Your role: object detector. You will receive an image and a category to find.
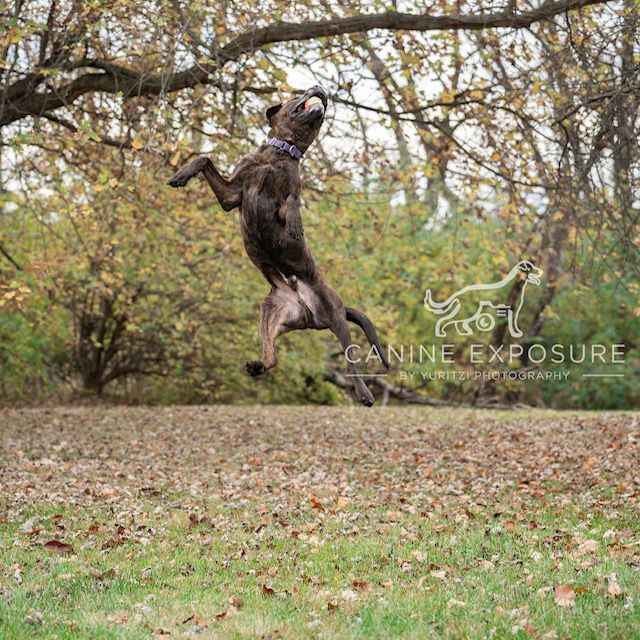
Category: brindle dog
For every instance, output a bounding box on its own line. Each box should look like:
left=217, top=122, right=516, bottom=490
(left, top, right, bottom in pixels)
left=167, top=85, right=388, bottom=406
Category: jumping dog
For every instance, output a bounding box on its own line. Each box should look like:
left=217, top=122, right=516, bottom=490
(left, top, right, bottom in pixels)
left=168, top=86, right=387, bottom=405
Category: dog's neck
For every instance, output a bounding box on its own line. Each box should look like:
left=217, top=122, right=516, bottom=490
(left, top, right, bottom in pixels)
left=267, top=137, right=303, bottom=160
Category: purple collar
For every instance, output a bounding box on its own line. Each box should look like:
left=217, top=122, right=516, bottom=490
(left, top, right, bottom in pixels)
left=267, top=137, right=303, bottom=160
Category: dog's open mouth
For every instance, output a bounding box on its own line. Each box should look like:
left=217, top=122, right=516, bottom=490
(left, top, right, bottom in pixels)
left=293, top=98, right=324, bottom=115
left=304, top=96, right=323, bottom=110
left=292, top=90, right=327, bottom=117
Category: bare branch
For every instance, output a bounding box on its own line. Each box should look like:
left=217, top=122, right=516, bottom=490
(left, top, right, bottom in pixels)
left=0, top=0, right=612, bottom=127
left=0, top=241, right=23, bottom=271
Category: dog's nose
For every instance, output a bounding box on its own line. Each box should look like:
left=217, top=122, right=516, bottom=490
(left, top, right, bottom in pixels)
left=309, top=85, right=328, bottom=101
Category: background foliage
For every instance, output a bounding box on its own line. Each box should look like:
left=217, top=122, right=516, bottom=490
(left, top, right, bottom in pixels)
left=0, top=0, right=638, bottom=408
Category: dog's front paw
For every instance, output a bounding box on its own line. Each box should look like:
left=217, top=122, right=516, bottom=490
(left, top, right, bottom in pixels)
left=167, top=170, right=191, bottom=188
left=286, top=222, right=304, bottom=241
left=245, top=360, right=265, bottom=377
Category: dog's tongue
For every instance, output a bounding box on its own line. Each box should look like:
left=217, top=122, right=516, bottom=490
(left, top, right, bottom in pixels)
left=304, top=96, right=323, bottom=110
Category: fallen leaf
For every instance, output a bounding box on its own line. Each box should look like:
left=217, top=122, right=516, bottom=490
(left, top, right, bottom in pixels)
left=107, top=612, right=129, bottom=624
left=575, top=539, right=598, bottom=554
left=351, top=578, right=372, bottom=592
left=410, top=550, right=425, bottom=563
left=43, top=539, right=75, bottom=555
left=24, top=610, right=43, bottom=626
left=607, top=579, right=623, bottom=598
left=20, top=518, right=37, bottom=533
left=448, top=598, right=466, bottom=608
left=554, top=584, right=576, bottom=607
left=24, top=527, right=42, bottom=536
left=20, top=517, right=42, bottom=535
left=90, top=567, right=118, bottom=580
left=101, top=537, right=124, bottom=550
left=384, top=510, right=403, bottom=522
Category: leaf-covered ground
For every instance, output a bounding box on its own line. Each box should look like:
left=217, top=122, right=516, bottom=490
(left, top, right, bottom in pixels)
left=0, top=406, right=639, bottom=639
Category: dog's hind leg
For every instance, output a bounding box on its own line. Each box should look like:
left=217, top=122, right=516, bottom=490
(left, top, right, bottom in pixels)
left=327, top=315, right=375, bottom=407
left=305, top=282, right=375, bottom=406
left=246, top=287, right=303, bottom=377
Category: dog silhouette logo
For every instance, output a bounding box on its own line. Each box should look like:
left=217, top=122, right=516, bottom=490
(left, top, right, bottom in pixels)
left=424, top=261, right=543, bottom=338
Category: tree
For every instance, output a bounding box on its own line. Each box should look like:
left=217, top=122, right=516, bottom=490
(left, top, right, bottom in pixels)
left=1, top=0, right=637, bottom=406
left=1, top=1, right=611, bottom=128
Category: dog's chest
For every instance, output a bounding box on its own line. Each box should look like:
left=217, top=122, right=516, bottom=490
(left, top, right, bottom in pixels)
left=239, top=164, right=293, bottom=243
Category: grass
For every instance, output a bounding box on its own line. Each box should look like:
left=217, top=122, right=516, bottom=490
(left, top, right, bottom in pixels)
left=0, top=406, right=638, bottom=638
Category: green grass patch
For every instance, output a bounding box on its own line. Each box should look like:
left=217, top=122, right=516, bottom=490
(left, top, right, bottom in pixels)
left=1, top=497, right=638, bottom=639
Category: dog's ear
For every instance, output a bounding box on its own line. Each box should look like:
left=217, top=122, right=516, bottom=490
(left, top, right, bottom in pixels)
left=266, top=103, right=283, bottom=126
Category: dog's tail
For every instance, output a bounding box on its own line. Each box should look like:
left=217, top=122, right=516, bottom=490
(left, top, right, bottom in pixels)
left=345, top=307, right=389, bottom=369
left=424, top=288, right=458, bottom=314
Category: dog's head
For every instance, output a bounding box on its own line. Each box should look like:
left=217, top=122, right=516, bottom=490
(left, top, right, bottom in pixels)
left=266, top=85, right=328, bottom=153
left=516, top=260, right=543, bottom=285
